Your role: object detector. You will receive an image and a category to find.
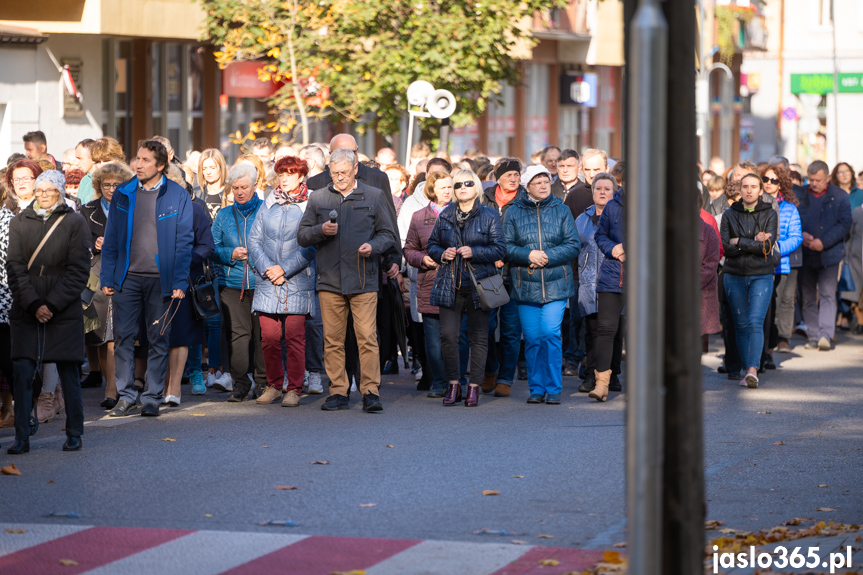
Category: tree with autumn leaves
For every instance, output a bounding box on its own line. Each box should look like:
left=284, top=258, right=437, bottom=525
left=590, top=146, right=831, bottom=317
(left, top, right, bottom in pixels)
left=202, top=0, right=566, bottom=146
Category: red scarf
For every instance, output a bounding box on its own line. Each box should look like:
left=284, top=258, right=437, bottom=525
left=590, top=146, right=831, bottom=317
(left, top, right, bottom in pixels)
left=495, top=184, right=517, bottom=208
left=274, top=182, right=308, bottom=205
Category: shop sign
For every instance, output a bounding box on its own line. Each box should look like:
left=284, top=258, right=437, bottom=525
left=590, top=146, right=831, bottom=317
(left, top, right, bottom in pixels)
left=790, top=73, right=863, bottom=95
left=222, top=61, right=282, bottom=98
left=560, top=73, right=597, bottom=107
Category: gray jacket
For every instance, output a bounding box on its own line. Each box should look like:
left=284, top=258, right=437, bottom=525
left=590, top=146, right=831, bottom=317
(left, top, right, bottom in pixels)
left=248, top=195, right=317, bottom=317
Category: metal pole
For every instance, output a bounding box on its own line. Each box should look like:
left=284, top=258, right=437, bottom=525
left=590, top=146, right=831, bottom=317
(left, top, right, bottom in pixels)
left=626, top=0, right=667, bottom=573
left=405, top=111, right=416, bottom=167
left=830, top=0, right=840, bottom=161
left=439, top=118, right=450, bottom=154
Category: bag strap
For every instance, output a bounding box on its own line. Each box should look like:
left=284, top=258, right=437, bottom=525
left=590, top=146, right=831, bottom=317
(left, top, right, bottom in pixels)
left=231, top=204, right=243, bottom=246
left=27, top=214, right=66, bottom=270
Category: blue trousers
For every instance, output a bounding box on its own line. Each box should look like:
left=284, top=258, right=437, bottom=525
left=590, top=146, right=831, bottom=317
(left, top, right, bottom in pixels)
left=204, top=287, right=222, bottom=369
left=495, top=296, right=522, bottom=386
left=422, top=314, right=447, bottom=394
left=564, top=281, right=585, bottom=364
left=518, top=300, right=566, bottom=396
left=723, top=274, right=773, bottom=371
left=113, top=275, right=172, bottom=406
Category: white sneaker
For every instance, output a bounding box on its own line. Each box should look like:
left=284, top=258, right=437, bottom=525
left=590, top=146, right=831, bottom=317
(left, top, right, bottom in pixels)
left=206, top=371, right=216, bottom=388
left=164, top=394, right=181, bottom=406
left=414, top=367, right=423, bottom=381
left=213, top=372, right=234, bottom=392
left=303, top=371, right=310, bottom=393
left=350, top=377, right=357, bottom=393
left=307, top=372, right=323, bottom=394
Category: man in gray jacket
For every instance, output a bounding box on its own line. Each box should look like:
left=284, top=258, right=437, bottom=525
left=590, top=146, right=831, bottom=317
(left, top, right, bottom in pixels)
left=298, top=148, right=397, bottom=412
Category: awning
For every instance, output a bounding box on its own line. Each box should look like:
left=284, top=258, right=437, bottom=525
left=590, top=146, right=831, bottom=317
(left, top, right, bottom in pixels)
left=0, top=24, right=46, bottom=45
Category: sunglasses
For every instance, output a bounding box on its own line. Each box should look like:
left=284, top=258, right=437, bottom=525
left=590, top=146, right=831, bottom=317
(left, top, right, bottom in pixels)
left=453, top=180, right=476, bottom=190
left=762, top=176, right=780, bottom=185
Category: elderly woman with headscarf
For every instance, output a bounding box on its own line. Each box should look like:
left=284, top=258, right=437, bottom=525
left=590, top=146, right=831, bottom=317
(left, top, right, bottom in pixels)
left=247, top=155, right=317, bottom=407
left=503, top=165, right=580, bottom=404
left=211, top=163, right=268, bottom=402
left=5, top=170, right=90, bottom=454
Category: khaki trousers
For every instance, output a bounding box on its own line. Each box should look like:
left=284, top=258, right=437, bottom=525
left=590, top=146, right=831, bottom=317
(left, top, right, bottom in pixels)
left=318, top=291, right=380, bottom=397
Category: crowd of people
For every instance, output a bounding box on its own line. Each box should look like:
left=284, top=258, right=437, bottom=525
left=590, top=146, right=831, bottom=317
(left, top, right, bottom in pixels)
left=0, top=129, right=857, bottom=455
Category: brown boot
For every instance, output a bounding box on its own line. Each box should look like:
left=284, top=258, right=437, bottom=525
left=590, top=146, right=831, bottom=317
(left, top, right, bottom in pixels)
left=493, top=383, right=511, bottom=397
left=443, top=383, right=462, bottom=406
left=589, top=370, right=611, bottom=402
left=53, top=387, right=65, bottom=415
left=36, top=391, right=55, bottom=422
left=256, top=386, right=282, bottom=404
left=465, top=385, right=479, bottom=407
left=480, top=372, right=497, bottom=394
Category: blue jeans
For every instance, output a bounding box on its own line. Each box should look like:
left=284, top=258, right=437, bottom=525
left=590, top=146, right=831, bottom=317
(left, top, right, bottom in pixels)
left=723, top=274, right=773, bottom=371
left=204, top=288, right=222, bottom=370
left=518, top=300, right=566, bottom=396
left=113, top=274, right=172, bottom=406
left=305, top=293, right=324, bottom=373
left=185, top=345, right=202, bottom=377
left=565, top=284, right=585, bottom=363
left=422, top=314, right=447, bottom=394
left=495, top=296, right=522, bottom=386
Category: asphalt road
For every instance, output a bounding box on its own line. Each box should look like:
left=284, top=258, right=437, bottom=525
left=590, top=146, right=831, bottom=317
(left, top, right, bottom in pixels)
left=1, top=331, right=860, bottom=549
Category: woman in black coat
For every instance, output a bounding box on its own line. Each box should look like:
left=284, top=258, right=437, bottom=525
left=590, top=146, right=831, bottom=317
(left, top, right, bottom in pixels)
left=5, top=171, right=90, bottom=454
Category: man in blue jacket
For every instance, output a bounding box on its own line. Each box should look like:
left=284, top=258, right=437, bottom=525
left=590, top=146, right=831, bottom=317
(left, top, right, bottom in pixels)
left=100, top=140, right=194, bottom=417
left=797, top=160, right=852, bottom=351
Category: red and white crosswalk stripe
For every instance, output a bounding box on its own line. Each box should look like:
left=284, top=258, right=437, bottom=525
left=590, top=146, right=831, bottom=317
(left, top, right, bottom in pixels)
left=0, top=524, right=607, bottom=574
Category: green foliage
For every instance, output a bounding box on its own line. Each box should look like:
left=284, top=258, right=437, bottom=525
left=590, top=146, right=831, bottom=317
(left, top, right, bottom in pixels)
left=202, top=0, right=566, bottom=136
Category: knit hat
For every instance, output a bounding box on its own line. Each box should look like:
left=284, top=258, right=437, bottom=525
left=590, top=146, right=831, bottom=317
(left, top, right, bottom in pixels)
left=34, top=170, right=67, bottom=197
left=494, top=159, right=521, bottom=181
left=520, top=164, right=551, bottom=188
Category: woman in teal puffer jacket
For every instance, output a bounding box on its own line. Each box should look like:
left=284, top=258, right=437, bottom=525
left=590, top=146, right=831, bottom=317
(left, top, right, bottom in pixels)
left=503, top=166, right=580, bottom=404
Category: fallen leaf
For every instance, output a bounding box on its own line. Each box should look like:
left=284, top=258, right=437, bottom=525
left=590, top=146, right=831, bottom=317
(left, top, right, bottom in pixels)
left=513, top=475, right=525, bottom=479
left=162, top=438, right=177, bottom=442
left=274, top=485, right=298, bottom=490
left=818, top=484, right=828, bottom=488
left=204, top=514, right=213, bottom=518
left=511, top=540, right=528, bottom=545
left=601, top=550, right=624, bottom=564
left=5, top=529, right=26, bottom=534
left=259, top=520, right=299, bottom=527
left=59, top=559, right=78, bottom=566
left=262, top=446, right=269, bottom=448
left=816, top=507, right=835, bottom=512
left=359, top=503, right=376, bottom=508
left=613, top=541, right=627, bottom=548
left=191, top=414, right=206, bottom=417
left=539, top=559, right=560, bottom=566
left=330, top=571, right=366, bottom=575
left=311, top=460, right=329, bottom=465
left=48, top=480, right=54, bottom=483
left=757, top=411, right=772, bottom=414
left=1, top=464, right=21, bottom=476
left=386, top=445, right=394, bottom=448
left=482, top=490, right=501, bottom=496
left=773, top=441, right=785, bottom=445
left=537, top=534, right=554, bottom=539
left=705, top=520, right=725, bottom=529
left=784, top=517, right=810, bottom=525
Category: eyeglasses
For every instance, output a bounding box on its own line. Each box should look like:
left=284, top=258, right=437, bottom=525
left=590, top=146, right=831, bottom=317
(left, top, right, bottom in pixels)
left=101, top=182, right=120, bottom=191
left=12, top=177, right=34, bottom=184
left=453, top=180, right=476, bottom=190
left=34, top=188, right=59, bottom=196
left=761, top=176, right=780, bottom=185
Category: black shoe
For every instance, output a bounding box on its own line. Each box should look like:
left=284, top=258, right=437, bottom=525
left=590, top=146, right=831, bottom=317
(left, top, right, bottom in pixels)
left=140, top=403, right=160, bottom=417
left=763, top=358, right=776, bottom=370
left=108, top=400, right=138, bottom=417
left=609, top=376, right=622, bottom=392
left=727, top=372, right=741, bottom=380
left=717, top=364, right=728, bottom=374
left=362, top=393, right=383, bottom=412
left=7, top=440, right=29, bottom=455
left=416, top=374, right=432, bottom=392
left=410, top=360, right=421, bottom=375
left=62, top=437, right=82, bottom=451
left=427, top=389, right=445, bottom=398
left=381, top=360, right=399, bottom=375
left=29, top=414, right=38, bottom=437
left=253, top=385, right=267, bottom=399
left=517, top=366, right=527, bottom=381
left=181, top=376, right=191, bottom=386
left=80, top=370, right=102, bottom=388
left=100, top=397, right=118, bottom=410
left=563, top=362, right=579, bottom=377
left=578, top=362, right=587, bottom=380
left=578, top=380, right=595, bottom=393
left=855, top=325, right=863, bottom=335
left=321, top=394, right=349, bottom=411
left=226, top=392, right=245, bottom=402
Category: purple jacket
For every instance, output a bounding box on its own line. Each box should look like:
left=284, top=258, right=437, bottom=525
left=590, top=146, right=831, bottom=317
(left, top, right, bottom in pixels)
left=403, top=204, right=440, bottom=315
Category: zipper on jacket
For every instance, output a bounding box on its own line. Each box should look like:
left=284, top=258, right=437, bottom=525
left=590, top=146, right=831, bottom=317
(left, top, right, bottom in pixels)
left=536, top=205, right=546, bottom=302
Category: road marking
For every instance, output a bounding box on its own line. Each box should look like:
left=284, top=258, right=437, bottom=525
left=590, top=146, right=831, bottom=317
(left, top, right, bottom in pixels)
left=0, top=523, right=89, bottom=558
left=367, top=540, right=527, bottom=575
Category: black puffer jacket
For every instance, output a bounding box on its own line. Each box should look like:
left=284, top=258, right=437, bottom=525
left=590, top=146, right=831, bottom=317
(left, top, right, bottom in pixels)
left=720, top=198, right=780, bottom=277
left=6, top=202, right=90, bottom=362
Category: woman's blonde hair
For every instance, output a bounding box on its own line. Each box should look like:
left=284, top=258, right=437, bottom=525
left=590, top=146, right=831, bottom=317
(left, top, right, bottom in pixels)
left=451, top=169, right=483, bottom=201
left=197, top=148, right=227, bottom=191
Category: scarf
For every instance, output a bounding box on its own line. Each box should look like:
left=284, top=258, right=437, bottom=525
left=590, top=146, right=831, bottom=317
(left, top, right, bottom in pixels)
left=101, top=197, right=111, bottom=219
left=274, top=182, right=308, bottom=205
left=431, top=202, right=445, bottom=216
left=455, top=202, right=478, bottom=229
left=235, top=193, right=261, bottom=216
left=33, top=200, right=59, bottom=221
left=495, top=185, right=517, bottom=208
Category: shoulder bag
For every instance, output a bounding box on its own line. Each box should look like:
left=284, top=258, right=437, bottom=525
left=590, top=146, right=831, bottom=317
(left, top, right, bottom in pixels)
left=455, top=220, right=509, bottom=312
left=190, top=262, right=220, bottom=319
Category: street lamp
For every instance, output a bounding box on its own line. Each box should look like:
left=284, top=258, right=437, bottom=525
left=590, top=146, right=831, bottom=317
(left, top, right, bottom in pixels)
left=404, top=81, right=456, bottom=160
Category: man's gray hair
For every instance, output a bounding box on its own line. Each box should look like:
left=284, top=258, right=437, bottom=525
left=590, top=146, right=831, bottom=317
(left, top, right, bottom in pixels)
left=226, top=163, right=258, bottom=188
left=768, top=155, right=790, bottom=171
left=300, top=145, right=326, bottom=171
left=807, top=160, right=829, bottom=176
left=330, top=148, right=358, bottom=166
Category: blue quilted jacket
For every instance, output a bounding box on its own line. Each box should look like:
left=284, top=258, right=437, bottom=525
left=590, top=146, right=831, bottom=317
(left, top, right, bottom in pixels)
left=248, top=196, right=317, bottom=317
left=503, top=190, right=580, bottom=304
left=596, top=190, right=626, bottom=294
left=575, top=205, right=604, bottom=316
left=427, top=202, right=506, bottom=309
left=775, top=197, right=802, bottom=275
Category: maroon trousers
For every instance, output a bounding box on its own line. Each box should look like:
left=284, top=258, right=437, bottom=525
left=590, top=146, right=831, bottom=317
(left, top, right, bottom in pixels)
left=258, top=313, right=306, bottom=392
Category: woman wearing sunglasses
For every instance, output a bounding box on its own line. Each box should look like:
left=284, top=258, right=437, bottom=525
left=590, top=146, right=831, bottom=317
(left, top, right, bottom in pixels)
left=427, top=170, right=506, bottom=407
left=758, top=163, right=802, bottom=358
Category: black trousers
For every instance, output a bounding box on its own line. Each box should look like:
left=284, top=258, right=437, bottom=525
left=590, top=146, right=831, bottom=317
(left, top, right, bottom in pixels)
left=13, top=359, right=83, bottom=442
left=219, top=287, right=266, bottom=394
left=719, top=274, right=742, bottom=374
left=584, top=311, right=623, bottom=380
left=440, top=287, right=490, bottom=384
left=595, top=292, right=626, bottom=373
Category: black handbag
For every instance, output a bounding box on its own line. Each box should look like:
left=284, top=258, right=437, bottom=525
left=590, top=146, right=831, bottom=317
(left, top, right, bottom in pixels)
left=190, top=262, right=220, bottom=319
